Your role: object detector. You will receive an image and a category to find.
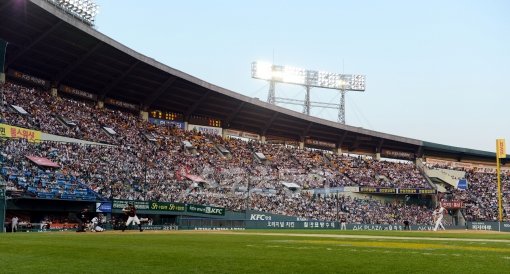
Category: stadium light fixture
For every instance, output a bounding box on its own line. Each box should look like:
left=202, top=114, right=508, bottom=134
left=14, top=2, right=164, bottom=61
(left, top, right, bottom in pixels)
left=45, top=0, right=99, bottom=26
left=251, top=61, right=366, bottom=124
left=251, top=61, right=365, bottom=91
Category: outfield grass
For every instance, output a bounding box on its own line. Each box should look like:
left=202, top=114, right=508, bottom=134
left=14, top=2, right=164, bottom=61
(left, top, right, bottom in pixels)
left=1, top=230, right=510, bottom=273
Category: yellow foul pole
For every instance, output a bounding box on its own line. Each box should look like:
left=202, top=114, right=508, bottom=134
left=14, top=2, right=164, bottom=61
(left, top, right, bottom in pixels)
left=496, top=139, right=506, bottom=222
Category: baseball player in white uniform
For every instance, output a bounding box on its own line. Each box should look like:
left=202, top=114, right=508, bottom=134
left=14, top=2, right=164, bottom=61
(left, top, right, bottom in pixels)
left=11, top=216, right=19, bottom=232
left=433, top=205, right=446, bottom=231
left=90, top=216, right=105, bottom=232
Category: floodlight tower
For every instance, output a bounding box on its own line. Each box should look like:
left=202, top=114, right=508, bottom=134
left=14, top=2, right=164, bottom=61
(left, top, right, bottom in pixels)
left=267, top=80, right=276, bottom=105
left=251, top=61, right=366, bottom=124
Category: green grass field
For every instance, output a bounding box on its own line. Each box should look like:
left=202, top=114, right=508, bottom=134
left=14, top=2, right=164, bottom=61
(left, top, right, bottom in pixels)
left=1, top=230, right=510, bottom=273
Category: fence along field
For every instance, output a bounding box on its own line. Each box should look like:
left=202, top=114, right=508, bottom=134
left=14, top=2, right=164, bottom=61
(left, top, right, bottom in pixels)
left=1, top=229, right=509, bottom=273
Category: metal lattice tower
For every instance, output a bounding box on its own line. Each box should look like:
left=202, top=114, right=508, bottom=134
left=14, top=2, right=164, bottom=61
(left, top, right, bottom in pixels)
left=251, top=61, right=365, bottom=124
left=267, top=80, right=276, bottom=105
left=339, top=89, right=346, bottom=124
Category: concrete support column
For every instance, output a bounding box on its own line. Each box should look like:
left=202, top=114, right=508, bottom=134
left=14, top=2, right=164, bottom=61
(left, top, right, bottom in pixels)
left=184, top=121, right=189, bottom=131
left=261, top=136, right=266, bottom=144
left=0, top=72, right=5, bottom=84
left=97, top=101, right=104, bottom=109
left=335, top=147, right=342, bottom=155
left=299, top=142, right=304, bottom=149
left=139, top=111, right=148, bottom=122
left=50, top=87, right=58, bottom=97
left=375, top=153, right=381, bottom=161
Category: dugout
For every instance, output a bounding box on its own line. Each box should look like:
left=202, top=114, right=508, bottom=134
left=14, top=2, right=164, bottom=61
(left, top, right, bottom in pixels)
left=5, top=198, right=96, bottom=231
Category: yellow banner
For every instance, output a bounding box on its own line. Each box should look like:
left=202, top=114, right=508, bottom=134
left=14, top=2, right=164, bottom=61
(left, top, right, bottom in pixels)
left=0, top=123, right=41, bottom=142
left=496, top=139, right=506, bottom=159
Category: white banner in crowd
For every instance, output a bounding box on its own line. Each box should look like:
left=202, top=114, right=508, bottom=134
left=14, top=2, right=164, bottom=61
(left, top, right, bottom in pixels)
left=187, top=124, right=222, bottom=136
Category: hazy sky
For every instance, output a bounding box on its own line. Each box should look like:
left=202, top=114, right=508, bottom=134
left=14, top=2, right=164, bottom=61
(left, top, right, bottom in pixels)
left=94, top=0, right=510, bottom=152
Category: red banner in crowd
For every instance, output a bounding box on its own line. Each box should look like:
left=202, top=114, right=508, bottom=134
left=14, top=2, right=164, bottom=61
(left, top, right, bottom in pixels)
left=26, top=156, right=60, bottom=168
left=176, top=165, right=206, bottom=183
left=185, top=174, right=206, bottom=183
left=441, top=200, right=464, bottom=209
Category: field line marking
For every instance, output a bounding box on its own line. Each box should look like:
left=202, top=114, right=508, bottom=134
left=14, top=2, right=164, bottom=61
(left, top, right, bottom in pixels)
left=184, top=231, right=510, bottom=243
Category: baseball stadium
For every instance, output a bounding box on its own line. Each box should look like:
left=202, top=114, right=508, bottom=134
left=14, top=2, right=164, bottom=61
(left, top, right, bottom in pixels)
left=0, top=0, right=509, bottom=273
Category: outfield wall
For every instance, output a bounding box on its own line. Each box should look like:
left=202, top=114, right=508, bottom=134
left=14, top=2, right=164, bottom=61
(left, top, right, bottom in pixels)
left=6, top=198, right=510, bottom=232
left=468, top=221, right=510, bottom=232
left=179, top=218, right=469, bottom=231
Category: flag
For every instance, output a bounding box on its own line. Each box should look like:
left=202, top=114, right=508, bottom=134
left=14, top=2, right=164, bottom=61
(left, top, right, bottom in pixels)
left=496, top=139, right=506, bottom=159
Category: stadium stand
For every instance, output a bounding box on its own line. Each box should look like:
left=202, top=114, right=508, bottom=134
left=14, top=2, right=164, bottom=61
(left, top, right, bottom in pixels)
left=450, top=170, right=509, bottom=222
left=0, top=80, right=456, bottom=225
left=1, top=0, right=508, bottom=235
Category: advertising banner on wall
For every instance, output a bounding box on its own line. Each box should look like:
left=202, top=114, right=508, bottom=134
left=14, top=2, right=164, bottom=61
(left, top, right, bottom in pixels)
left=112, top=200, right=222, bottom=216
left=398, top=188, right=437, bottom=194
left=112, top=200, right=150, bottom=210
left=380, top=149, right=414, bottom=160
left=359, top=187, right=397, bottom=194
left=245, top=220, right=336, bottom=229
left=224, top=129, right=260, bottom=140
left=244, top=221, right=442, bottom=231
left=96, top=202, right=112, bottom=213
left=7, top=69, right=49, bottom=88
left=59, top=85, right=98, bottom=101
left=104, top=98, right=138, bottom=111
left=148, top=118, right=184, bottom=129
left=467, top=222, right=510, bottom=232
left=358, top=187, right=436, bottom=195
left=187, top=124, right=222, bottom=136
left=149, top=201, right=185, bottom=212
left=186, top=204, right=225, bottom=216
left=0, top=123, right=42, bottom=142
left=247, top=211, right=308, bottom=222
left=305, top=138, right=336, bottom=149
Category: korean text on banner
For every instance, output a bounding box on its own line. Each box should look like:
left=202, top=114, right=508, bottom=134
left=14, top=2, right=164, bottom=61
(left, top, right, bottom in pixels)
left=0, top=123, right=41, bottom=142
left=496, top=139, right=506, bottom=159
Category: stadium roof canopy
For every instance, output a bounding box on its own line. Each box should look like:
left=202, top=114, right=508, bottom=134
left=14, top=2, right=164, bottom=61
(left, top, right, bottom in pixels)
left=0, top=0, right=507, bottom=164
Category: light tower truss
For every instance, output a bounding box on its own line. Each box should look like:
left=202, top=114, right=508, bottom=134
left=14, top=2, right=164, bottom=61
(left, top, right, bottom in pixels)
left=251, top=61, right=366, bottom=124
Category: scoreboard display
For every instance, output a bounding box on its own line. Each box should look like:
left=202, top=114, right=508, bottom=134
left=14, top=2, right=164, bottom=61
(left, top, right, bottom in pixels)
left=149, top=112, right=221, bottom=127
left=149, top=110, right=183, bottom=121
left=208, top=118, right=221, bottom=127
left=189, top=115, right=222, bottom=127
